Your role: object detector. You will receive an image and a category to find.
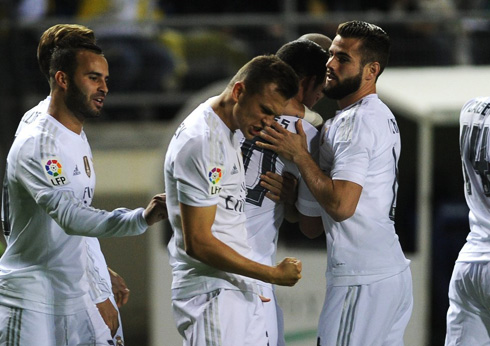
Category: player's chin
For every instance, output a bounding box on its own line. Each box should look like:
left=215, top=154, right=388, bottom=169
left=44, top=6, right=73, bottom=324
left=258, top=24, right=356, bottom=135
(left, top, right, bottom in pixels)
left=86, top=109, right=102, bottom=119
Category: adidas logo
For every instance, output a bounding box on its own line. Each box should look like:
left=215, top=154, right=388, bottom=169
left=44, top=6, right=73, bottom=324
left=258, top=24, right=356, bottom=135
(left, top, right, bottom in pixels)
left=231, top=164, right=239, bottom=175
left=73, top=165, right=81, bottom=176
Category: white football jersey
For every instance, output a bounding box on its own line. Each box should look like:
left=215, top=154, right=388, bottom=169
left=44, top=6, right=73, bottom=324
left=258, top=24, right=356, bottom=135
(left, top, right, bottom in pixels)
left=316, top=94, right=410, bottom=286
left=165, top=99, right=258, bottom=299
left=457, top=96, right=490, bottom=261
left=12, top=96, right=112, bottom=303
left=238, top=115, right=321, bottom=269
left=0, top=113, right=147, bottom=314
left=15, top=96, right=51, bottom=137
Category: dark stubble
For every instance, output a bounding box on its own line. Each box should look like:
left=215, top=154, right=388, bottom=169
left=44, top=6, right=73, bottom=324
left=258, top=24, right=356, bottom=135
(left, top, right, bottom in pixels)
left=324, top=69, right=362, bottom=101
left=65, top=78, right=101, bottom=121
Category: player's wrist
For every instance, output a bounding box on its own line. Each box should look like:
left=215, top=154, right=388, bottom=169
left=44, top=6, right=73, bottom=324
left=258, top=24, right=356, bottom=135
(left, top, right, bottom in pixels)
left=291, top=149, right=312, bottom=166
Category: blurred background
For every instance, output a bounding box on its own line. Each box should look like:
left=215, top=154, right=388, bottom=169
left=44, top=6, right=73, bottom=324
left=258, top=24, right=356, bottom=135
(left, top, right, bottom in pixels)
left=0, top=0, right=488, bottom=345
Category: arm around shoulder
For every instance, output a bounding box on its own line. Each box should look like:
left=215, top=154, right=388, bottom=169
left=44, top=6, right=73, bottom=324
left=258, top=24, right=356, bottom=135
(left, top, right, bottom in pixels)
left=292, top=154, right=362, bottom=222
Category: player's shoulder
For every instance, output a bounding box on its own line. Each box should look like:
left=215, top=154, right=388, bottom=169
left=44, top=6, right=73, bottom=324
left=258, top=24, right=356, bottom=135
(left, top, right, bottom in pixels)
left=352, top=95, right=395, bottom=131
left=179, top=100, right=226, bottom=138
left=460, top=96, right=490, bottom=115
left=16, top=97, right=51, bottom=136
left=168, top=105, right=225, bottom=158
left=277, top=115, right=317, bottom=133
left=18, top=115, right=67, bottom=151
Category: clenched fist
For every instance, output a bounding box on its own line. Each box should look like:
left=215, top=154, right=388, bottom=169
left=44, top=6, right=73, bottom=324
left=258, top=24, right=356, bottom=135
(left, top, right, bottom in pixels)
left=273, top=257, right=302, bottom=286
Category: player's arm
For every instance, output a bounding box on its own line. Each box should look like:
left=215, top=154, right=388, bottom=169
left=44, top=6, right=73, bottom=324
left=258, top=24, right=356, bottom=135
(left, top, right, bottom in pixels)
left=180, top=202, right=302, bottom=286
left=258, top=120, right=362, bottom=222
left=14, top=138, right=167, bottom=238
left=35, top=190, right=167, bottom=237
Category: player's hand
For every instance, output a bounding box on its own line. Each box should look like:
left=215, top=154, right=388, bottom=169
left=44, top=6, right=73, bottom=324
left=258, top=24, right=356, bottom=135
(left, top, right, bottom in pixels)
left=259, top=294, right=271, bottom=303
left=258, top=120, right=308, bottom=162
left=144, top=193, right=168, bottom=226
left=108, top=267, right=130, bottom=308
left=96, top=298, right=119, bottom=337
left=280, top=172, right=298, bottom=205
left=261, top=171, right=298, bottom=205
left=272, top=257, right=302, bottom=286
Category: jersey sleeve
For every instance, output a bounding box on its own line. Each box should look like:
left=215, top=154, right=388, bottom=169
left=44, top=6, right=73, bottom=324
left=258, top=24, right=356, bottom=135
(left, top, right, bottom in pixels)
left=172, top=134, right=222, bottom=207
left=303, top=119, right=320, bottom=162
left=330, top=113, right=374, bottom=187
left=14, top=137, right=148, bottom=238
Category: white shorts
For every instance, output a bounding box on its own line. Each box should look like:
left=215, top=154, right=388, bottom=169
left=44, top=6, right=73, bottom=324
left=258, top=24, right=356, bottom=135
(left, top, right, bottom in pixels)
left=445, top=261, right=490, bottom=346
left=259, top=285, right=285, bottom=346
left=0, top=303, right=113, bottom=346
left=172, top=289, right=268, bottom=346
left=317, top=267, right=413, bottom=346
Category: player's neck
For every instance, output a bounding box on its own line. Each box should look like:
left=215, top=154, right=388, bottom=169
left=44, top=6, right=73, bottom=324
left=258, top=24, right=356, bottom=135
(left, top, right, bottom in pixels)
left=210, top=92, right=236, bottom=132
left=338, top=83, right=376, bottom=110
left=47, top=96, right=84, bottom=135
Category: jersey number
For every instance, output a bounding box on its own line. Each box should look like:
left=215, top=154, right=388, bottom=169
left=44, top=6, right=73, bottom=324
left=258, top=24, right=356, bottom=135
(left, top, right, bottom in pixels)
left=241, top=138, right=278, bottom=207
left=461, top=124, right=490, bottom=196
left=390, top=147, right=398, bottom=221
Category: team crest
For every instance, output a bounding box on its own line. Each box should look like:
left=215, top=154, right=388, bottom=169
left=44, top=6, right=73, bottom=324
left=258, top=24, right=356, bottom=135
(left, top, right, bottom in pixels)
left=208, top=166, right=223, bottom=195
left=43, top=158, right=69, bottom=186
left=83, top=156, right=91, bottom=177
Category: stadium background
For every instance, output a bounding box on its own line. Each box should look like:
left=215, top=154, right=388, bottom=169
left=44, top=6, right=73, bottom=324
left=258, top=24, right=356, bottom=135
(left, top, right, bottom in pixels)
left=1, top=1, right=489, bottom=345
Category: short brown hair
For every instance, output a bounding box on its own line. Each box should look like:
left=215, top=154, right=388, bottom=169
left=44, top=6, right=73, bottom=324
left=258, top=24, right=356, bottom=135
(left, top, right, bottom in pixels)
left=276, top=39, right=327, bottom=90
left=38, top=24, right=96, bottom=81
left=49, top=43, right=103, bottom=84
left=229, top=55, right=299, bottom=101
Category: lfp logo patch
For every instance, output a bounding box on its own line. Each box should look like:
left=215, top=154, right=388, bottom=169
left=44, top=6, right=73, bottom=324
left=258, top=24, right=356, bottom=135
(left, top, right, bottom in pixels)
left=209, top=167, right=222, bottom=185
left=45, top=159, right=62, bottom=177
left=208, top=166, right=223, bottom=195
left=43, top=158, right=69, bottom=186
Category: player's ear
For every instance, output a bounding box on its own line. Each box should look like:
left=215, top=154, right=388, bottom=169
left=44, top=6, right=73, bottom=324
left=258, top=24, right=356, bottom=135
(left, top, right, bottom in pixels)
left=231, top=82, right=245, bottom=102
left=364, top=62, right=380, bottom=81
left=54, top=71, right=69, bottom=90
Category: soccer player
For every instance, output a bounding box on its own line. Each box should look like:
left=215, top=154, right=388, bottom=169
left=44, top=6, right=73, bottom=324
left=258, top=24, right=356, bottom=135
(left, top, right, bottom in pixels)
left=239, top=37, right=329, bottom=346
left=287, top=32, right=335, bottom=128
left=7, top=23, right=127, bottom=344
left=0, top=41, right=167, bottom=345
left=164, top=55, right=302, bottom=345
left=258, top=21, right=413, bottom=345
left=445, top=97, right=490, bottom=345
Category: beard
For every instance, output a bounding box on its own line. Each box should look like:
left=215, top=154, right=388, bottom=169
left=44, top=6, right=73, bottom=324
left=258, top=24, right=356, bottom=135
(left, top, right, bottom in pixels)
left=65, top=79, right=101, bottom=121
left=324, top=70, right=362, bottom=100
